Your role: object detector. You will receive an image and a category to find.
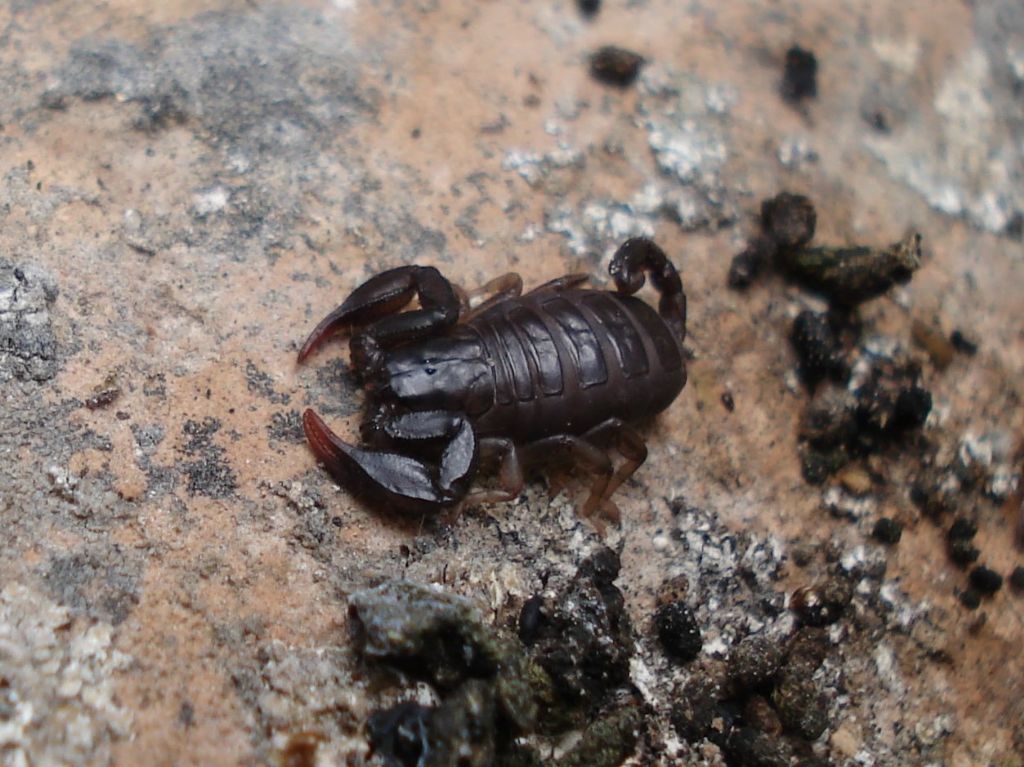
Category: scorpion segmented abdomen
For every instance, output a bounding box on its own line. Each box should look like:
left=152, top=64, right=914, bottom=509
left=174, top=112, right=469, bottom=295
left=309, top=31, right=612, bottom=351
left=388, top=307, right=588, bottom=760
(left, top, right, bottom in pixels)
left=470, top=288, right=685, bottom=442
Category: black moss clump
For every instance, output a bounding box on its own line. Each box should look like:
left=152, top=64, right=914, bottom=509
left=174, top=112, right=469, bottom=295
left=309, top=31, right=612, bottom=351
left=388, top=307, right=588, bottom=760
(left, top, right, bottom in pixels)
left=781, top=46, right=818, bottom=104
left=762, top=193, right=817, bottom=250
left=958, top=588, right=981, bottom=610
left=351, top=581, right=542, bottom=765
left=949, top=330, right=978, bottom=356
left=947, top=519, right=980, bottom=568
left=949, top=539, right=980, bottom=567
left=589, top=46, right=645, bottom=87
left=790, top=311, right=846, bottom=389
left=654, top=602, right=702, bottom=663
left=725, top=726, right=793, bottom=767
left=969, top=565, right=1003, bottom=595
left=672, top=628, right=832, bottom=764
left=1009, top=566, right=1024, bottom=593
left=871, top=517, right=903, bottom=545
left=727, top=234, right=776, bottom=289
left=525, top=547, right=635, bottom=733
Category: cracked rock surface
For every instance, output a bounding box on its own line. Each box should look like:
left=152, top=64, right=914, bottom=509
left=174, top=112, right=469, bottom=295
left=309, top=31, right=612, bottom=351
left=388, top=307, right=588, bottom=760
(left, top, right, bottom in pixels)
left=1, top=1, right=1023, bottom=765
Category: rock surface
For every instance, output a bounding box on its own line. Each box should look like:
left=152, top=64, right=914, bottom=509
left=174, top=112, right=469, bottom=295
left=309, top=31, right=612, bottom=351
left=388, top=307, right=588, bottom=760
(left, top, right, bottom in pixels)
left=1, top=1, right=1023, bottom=765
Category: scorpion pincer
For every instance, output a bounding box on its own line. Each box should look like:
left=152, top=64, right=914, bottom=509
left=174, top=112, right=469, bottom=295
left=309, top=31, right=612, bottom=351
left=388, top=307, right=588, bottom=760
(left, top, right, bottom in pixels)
left=297, top=237, right=688, bottom=520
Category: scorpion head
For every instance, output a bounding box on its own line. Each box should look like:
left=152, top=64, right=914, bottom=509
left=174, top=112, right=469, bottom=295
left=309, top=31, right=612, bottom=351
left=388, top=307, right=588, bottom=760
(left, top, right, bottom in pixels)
left=372, top=332, right=494, bottom=417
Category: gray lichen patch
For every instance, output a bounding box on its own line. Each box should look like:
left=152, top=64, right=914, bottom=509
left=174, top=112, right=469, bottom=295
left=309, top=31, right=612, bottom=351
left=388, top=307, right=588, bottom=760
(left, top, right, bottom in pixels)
left=0, top=583, right=133, bottom=767
left=0, top=259, right=59, bottom=382
left=41, top=545, right=143, bottom=625
left=180, top=417, right=237, bottom=498
left=47, top=7, right=373, bottom=156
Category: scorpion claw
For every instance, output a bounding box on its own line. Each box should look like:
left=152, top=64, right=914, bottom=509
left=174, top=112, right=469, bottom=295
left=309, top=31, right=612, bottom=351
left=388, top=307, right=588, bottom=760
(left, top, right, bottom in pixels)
left=302, top=409, right=467, bottom=515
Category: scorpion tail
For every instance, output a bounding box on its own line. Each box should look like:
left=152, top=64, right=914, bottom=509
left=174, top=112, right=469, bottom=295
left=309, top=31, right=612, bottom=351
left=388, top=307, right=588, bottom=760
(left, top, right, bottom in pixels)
left=608, top=237, right=687, bottom=343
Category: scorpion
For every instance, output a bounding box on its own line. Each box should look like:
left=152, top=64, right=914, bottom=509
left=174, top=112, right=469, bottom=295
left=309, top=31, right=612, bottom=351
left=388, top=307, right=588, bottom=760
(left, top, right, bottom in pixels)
left=297, top=237, right=687, bottom=520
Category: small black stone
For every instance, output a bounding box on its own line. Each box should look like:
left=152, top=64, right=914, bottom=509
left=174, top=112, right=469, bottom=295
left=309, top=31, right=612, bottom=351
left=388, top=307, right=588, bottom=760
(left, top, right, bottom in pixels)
left=728, top=635, right=783, bottom=690
left=655, top=602, right=702, bottom=663
left=518, top=595, right=544, bottom=645
left=958, top=588, right=981, bottom=610
left=577, top=0, right=600, bottom=17
left=949, top=330, right=978, bottom=356
left=947, top=518, right=978, bottom=541
left=871, top=517, right=903, bottom=545
left=1009, top=566, right=1024, bottom=593
left=891, top=386, right=932, bottom=431
left=969, top=565, right=1003, bottom=594
left=367, top=701, right=433, bottom=767
left=791, top=576, right=853, bottom=627
left=728, top=235, right=776, bottom=289
left=948, top=539, right=980, bottom=567
left=791, top=310, right=843, bottom=388
left=589, top=46, right=645, bottom=87
left=577, top=546, right=620, bottom=586
left=781, top=46, right=818, bottom=104
left=761, top=193, right=817, bottom=250
left=725, top=727, right=793, bottom=767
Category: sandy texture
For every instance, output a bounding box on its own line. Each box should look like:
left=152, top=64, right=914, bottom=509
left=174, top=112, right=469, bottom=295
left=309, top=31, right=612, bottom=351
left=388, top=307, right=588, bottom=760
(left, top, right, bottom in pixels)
left=1, top=0, right=1022, bottom=765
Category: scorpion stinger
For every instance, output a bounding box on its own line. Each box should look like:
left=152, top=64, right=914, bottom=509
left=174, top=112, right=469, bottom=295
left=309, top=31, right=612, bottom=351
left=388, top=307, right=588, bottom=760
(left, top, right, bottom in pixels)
left=609, top=237, right=687, bottom=343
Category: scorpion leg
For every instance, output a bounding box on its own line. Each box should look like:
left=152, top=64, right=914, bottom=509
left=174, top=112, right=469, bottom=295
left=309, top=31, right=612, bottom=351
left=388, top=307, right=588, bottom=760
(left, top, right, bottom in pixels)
left=461, top=273, right=524, bottom=320
left=298, top=265, right=459, bottom=363
left=302, top=409, right=477, bottom=515
left=520, top=434, right=614, bottom=519
left=527, top=273, right=590, bottom=295
left=584, top=418, right=649, bottom=504
left=464, top=438, right=525, bottom=505
left=609, top=237, right=687, bottom=342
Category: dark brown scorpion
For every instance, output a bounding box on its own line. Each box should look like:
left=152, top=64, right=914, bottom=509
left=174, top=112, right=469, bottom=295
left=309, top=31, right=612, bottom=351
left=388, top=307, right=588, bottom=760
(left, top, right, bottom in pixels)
left=297, top=237, right=687, bottom=520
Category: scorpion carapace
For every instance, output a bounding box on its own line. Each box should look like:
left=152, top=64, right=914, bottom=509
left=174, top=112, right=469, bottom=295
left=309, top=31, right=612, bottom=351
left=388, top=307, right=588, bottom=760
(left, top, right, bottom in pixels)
left=297, top=237, right=687, bottom=519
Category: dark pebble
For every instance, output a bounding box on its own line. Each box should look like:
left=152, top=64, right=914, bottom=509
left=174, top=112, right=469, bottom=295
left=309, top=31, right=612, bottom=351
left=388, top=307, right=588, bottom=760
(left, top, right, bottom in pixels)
left=743, top=694, right=783, bottom=737
left=761, top=192, right=817, bottom=250
left=949, top=330, right=978, bottom=355
left=367, top=701, right=432, bottom=767
left=670, top=678, right=724, bottom=744
left=791, top=310, right=843, bottom=388
left=781, top=46, right=818, bottom=103
left=589, top=46, right=645, bottom=87
left=791, top=576, right=853, bottom=627
left=958, top=588, right=981, bottom=610
left=577, top=0, right=600, bottom=17
left=891, top=386, right=932, bottom=431
left=947, top=518, right=978, bottom=540
left=518, top=594, right=545, bottom=645
left=655, top=602, right=702, bottom=663
left=771, top=671, right=829, bottom=741
left=725, top=726, right=792, bottom=767
left=948, top=539, right=980, bottom=567
left=577, top=546, right=620, bottom=586
left=728, top=635, right=783, bottom=690
left=1009, top=566, right=1024, bottom=593
left=969, top=565, right=1003, bottom=594
left=786, top=628, right=829, bottom=672
left=871, top=517, right=903, bottom=545
left=728, top=234, right=776, bottom=289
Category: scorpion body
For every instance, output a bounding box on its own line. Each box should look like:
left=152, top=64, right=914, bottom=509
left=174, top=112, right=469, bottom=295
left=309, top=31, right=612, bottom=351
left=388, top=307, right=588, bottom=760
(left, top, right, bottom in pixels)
left=465, top=290, right=684, bottom=442
left=298, top=237, right=687, bottom=519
